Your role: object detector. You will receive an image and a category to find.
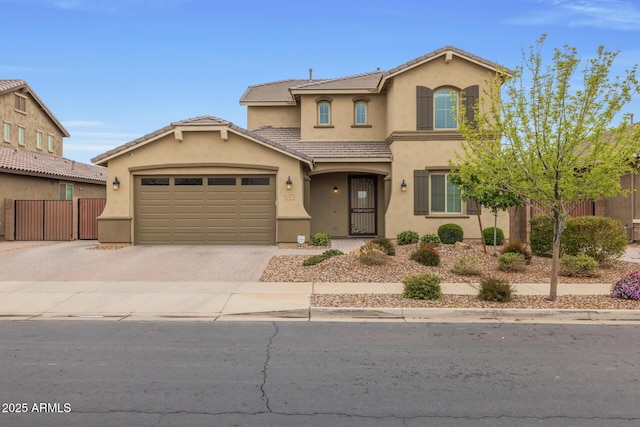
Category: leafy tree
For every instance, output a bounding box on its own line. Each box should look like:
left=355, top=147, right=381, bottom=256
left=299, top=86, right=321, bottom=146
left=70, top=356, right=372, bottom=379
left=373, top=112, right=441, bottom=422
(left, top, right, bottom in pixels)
left=456, top=35, right=640, bottom=300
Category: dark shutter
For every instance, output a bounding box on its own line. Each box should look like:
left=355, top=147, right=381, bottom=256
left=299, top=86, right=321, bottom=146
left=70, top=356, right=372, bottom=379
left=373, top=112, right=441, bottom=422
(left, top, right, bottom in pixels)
left=414, top=169, right=429, bottom=215
left=466, top=199, right=482, bottom=215
left=462, top=85, right=479, bottom=126
left=416, top=86, right=433, bottom=130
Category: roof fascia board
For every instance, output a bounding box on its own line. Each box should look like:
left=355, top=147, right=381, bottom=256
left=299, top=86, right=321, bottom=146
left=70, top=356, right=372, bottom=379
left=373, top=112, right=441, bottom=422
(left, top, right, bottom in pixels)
left=0, top=167, right=106, bottom=184
left=290, top=89, right=377, bottom=95
left=312, top=158, right=392, bottom=163
left=239, top=101, right=297, bottom=106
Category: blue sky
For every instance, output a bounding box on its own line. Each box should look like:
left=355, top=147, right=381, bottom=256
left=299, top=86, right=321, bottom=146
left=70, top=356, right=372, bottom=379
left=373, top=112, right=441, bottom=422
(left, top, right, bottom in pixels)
left=2, top=0, right=640, bottom=164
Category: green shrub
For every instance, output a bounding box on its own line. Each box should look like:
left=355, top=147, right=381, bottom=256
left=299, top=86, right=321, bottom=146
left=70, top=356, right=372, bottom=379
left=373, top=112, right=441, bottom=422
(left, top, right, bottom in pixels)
left=358, top=242, right=388, bottom=266
left=370, top=237, right=396, bottom=256
left=501, top=241, right=532, bottom=264
left=420, top=233, right=442, bottom=247
left=497, top=252, right=526, bottom=272
left=562, top=216, right=627, bottom=266
left=397, top=230, right=419, bottom=245
left=483, top=227, right=504, bottom=246
left=402, top=273, right=442, bottom=300
left=302, top=249, right=344, bottom=266
left=478, top=277, right=513, bottom=302
left=559, top=254, right=599, bottom=277
left=529, top=214, right=553, bottom=257
left=450, top=255, right=482, bottom=276
left=310, top=232, right=331, bottom=246
left=438, top=223, right=464, bottom=244
left=410, top=243, right=440, bottom=266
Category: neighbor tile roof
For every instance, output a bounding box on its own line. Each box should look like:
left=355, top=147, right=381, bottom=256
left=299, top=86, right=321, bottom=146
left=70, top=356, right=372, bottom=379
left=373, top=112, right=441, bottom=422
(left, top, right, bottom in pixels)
left=91, top=115, right=314, bottom=165
left=0, top=145, right=107, bottom=183
left=252, top=126, right=391, bottom=160
left=291, top=71, right=383, bottom=91
left=239, top=79, right=317, bottom=104
left=0, top=79, right=70, bottom=137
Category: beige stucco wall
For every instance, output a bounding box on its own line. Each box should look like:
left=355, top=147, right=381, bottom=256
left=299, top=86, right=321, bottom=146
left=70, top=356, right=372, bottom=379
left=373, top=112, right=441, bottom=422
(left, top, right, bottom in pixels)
left=1, top=91, right=64, bottom=156
left=605, top=173, right=640, bottom=233
left=299, top=94, right=387, bottom=141
left=0, top=173, right=105, bottom=239
left=247, top=105, right=301, bottom=130
left=98, top=128, right=311, bottom=244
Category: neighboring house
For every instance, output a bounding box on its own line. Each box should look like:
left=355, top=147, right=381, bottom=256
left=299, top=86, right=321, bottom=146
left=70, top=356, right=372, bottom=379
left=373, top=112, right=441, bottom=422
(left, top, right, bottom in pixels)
left=93, top=46, right=511, bottom=245
left=0, top=79, right=107, bottom=240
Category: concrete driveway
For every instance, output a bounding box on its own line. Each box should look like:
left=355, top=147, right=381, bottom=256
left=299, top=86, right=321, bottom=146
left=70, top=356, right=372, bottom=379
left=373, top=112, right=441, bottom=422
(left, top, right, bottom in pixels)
left=0, top=241, right=322, bottom=282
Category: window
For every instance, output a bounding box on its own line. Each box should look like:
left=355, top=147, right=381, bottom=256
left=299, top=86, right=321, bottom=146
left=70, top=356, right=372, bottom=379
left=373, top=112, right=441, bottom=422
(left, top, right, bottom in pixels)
left=355, top=101, right=367, bottom=125
left=3, top=123, right=9, bottom=142
left=318, top=102, right=330, bottom=125
left=15, top=95, right=26, bottom=113
left=47, top=135, right=54, bottom=152
left=141, top=178, right=169, bottom=186
left=175, top=178, right=203, bottom=186
left=36, top=131, right=42, bottom=149
left=60, top=184, right=73, bottom=200
left=18, top=126, right=24, bottom=146
left=208, top=177, right=236, bottom=186
left=434, top=89, right=458, bottom=129
left=241, top=177, right=270, bottom=186
left=430, top=173, right=461, bottom=213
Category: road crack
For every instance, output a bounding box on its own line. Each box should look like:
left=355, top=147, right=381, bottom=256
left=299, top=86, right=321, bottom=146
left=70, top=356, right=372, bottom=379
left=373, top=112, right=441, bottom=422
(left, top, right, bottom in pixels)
left=261, top=321, right=278, bottom=412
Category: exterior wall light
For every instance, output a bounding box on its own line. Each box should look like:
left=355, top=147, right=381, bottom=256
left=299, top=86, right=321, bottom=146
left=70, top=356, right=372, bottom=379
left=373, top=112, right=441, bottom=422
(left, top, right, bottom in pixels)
left=286, top=176, right=292, bottom=190
left=401, top=179, right=407, bottom=192
left=113, top=177, right=120, bottom=191
left=333, top=186, right=338, bottom=194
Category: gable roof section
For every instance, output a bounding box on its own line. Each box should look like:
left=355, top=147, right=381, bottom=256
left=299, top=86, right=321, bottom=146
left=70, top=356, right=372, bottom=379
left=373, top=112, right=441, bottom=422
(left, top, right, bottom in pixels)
left=0, top=144, right=106, bottom=184
left=91, top=115, right=314, bottom=167
left=0, top=80, right=70, bottom=137
left=240, top=46, right=512, bottom=104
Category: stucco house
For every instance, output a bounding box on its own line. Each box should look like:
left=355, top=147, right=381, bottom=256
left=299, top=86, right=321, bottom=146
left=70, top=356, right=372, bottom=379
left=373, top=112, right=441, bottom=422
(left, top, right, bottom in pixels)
left=1, top=80, right=107, bottom=240
left=93, top=46, right=511, bottom=245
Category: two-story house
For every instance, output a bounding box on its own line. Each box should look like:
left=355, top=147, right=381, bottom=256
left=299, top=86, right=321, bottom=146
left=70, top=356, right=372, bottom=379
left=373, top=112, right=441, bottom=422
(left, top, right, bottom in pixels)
left=93, top=47, right=511, bottom=245
left=1, top=80, right=107, bottom=240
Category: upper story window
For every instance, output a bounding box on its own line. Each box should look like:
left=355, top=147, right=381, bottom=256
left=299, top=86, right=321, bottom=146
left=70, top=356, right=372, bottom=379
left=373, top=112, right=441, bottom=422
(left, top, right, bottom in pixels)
left=3, top=123, right=10, bottom=143
left=355, top=102, right=367, bottom=125
left=315, top=97, right=333, bottom=126
left=18, top=126, right=24, bottom=146
left=36, top=131, right=42, bottom=149
left=434, top=89, right=458, bottom=129
left=15, top=94, right=26, bottom=113
left=47, top=135, right=54, bottom=152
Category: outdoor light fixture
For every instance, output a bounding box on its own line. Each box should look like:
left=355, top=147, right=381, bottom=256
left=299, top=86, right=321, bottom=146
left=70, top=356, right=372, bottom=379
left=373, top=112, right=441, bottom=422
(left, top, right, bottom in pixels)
left=112, top=177, right=120, bottom=191
left=401, top=179, right=407, bottom=192
left=286, top=176, right=292, bottom=190
left=333, top=186, right=338, bottom=194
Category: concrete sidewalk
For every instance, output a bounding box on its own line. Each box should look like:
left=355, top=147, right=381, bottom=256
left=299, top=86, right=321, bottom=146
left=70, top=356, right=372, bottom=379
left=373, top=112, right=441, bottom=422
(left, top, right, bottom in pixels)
left=0, top=280, right=637, bottom=324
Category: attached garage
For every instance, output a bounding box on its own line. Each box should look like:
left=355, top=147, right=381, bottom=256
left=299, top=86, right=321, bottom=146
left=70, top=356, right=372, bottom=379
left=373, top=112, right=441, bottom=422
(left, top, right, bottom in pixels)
left=134, top=175, right=276, bottom=244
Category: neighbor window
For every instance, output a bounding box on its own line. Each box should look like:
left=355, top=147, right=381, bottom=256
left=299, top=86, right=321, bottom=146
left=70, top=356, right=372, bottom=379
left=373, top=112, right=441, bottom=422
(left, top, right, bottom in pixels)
left=47, top=135, right=54, bottom=152
left=60, top=183, right=73, bottom=200
left=430, top=173, right=461, bottom=213
left=318, top=102, right=330, bottom=125
left=434, top=89, right=458, bottom=129
left=18, top=126, right=24, bottom=145
left=36, top=131, right=42, bottom=149
left=15, top=94, right=26, bottom=113
left=3, top=123, right=9, bottom=142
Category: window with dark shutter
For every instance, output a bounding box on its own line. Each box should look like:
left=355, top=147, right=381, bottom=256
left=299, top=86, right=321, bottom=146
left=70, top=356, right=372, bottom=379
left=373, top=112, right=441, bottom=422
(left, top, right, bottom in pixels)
left=416, top=86, right=433, bottom=130
left=462, top=85, right=479, bottom=126
left=413, top=170, right=429, bottom=215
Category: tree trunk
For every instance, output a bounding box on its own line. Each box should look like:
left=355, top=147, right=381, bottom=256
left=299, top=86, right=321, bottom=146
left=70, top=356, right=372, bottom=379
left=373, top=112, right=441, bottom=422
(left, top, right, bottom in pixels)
left=478, top=213, right=486, bottom=254
left=493, top=213, right=498, bottom=256
left=548, top=214, right=565, bottom=301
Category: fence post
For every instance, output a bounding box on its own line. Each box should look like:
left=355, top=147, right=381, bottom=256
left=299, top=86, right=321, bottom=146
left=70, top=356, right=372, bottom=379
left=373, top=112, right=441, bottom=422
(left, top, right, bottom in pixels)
left=4, top=198, right=15, bottom=241
left=72, top=197, right=79, bottom=240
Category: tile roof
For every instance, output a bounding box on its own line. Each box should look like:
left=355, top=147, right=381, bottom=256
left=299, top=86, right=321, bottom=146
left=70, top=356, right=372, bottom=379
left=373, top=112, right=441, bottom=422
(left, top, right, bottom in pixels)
left=91, top=115, right=314, bottom=166
left=252, top=126, right=391, bottom=160
left=291, top=71, right=383, bottom=91
left=239, top=79, right=317, bottom=104
left=0, top=145, right=107, bottom=183
left=0, top=79, right=70, bottom=137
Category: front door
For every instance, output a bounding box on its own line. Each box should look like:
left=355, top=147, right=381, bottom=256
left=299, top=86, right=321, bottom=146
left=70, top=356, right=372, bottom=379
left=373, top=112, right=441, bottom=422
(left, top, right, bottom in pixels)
left=349, top=175, right=377, bottom=236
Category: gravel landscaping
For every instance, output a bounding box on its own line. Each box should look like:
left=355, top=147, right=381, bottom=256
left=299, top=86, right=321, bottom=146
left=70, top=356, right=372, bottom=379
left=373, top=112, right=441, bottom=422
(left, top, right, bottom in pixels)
left=261, top=241, right=640, bottom=309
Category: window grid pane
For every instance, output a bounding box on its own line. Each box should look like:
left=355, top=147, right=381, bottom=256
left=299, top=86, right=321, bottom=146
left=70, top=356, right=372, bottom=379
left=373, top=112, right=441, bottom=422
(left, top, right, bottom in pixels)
left=18, top=127, right=24, bottom=145
left=430, top=175, right=445, bottom=212
left=434, top=90, right=457, bottom=129
left=318, top=103, right=330, bottom=125
left=446, top=177, right=462, bottom=213
left=355, top=102, right=366, bottom=124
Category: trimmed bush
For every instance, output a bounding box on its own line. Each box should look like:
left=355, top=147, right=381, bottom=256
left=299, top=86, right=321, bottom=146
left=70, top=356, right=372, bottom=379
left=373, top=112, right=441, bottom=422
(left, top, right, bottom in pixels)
left=397, top=230, right=419, bottom=245
left=562, top=216, right=627, bottom=266
left=483, top=227, right=504, bottom=246
left=438, top=223, right=464, bottom=244
left=478, top=277, right=513, bottom=302
left=370, top=237, right=396, bottom=256
left=497, top=252, right=526, bottom=272
left=420, top=233, right=442, bottom=247
left=311, top=232, right=331, bottom=246
left=559, top=254, right=599, bottom=277
left=410, top=243, right=440, bottom=266
left=529, top=214, right=553, bottom=257
left=402, top=273, right=442, bottom=300
left=501, top=241, right=532, bottom=264
left=611, top=271, right=640, bottom=300
left=358, top=242, right=388, bottom=266
left=450, top=255, right=482, bottom=276
left=302, top=249, right=344, bottom=266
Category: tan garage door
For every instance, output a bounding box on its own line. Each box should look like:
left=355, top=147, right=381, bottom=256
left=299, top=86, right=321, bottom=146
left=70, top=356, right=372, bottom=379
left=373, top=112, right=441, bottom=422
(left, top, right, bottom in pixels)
left=135, top=176, right=275, bottom=244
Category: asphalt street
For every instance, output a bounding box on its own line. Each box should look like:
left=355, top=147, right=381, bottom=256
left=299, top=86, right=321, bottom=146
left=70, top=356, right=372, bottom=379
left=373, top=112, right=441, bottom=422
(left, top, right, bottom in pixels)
left=0, top=321, right=638, bottom=426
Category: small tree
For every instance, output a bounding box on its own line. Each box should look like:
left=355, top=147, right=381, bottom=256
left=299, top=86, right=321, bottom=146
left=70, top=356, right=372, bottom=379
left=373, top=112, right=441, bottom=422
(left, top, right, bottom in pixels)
left=456, top=35, right=640, bottom=300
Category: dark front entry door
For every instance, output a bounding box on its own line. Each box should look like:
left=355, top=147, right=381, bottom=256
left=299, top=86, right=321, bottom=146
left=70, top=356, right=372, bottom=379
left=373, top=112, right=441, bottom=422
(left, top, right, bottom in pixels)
left=349, top=175, right=377, bottom=236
